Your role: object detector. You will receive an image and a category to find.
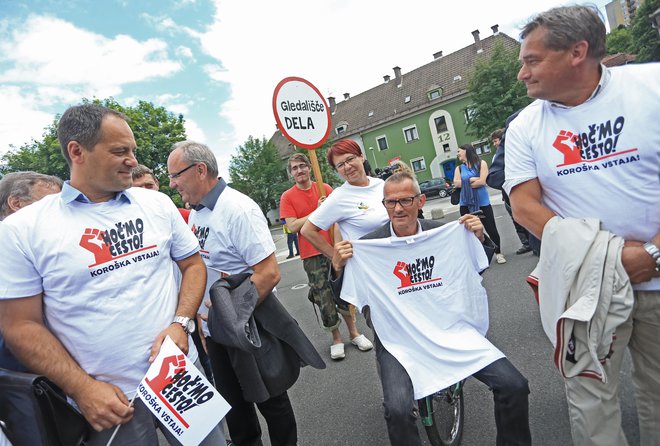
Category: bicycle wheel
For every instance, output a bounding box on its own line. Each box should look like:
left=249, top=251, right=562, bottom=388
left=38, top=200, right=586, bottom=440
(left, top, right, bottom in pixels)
left=419, top=384, right=464, bottom=446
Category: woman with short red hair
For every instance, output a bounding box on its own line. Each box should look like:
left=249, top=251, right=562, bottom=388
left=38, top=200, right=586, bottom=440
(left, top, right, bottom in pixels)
left=301, top=139, right=389, bottom=357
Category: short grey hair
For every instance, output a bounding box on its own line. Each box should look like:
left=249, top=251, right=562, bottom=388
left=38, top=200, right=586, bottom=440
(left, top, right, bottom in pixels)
left=0, top=171, right=63, bottom=220
left=171, top=140, right=219, bottom=177
left=384, top=171, right=421, bottom=195
left=57, top=104, right=127, bottom=167
left=521, top=5, right=606, bottom=61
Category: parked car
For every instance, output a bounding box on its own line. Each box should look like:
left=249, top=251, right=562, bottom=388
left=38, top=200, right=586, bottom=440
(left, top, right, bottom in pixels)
left=419, top=178, right=454, bottom=198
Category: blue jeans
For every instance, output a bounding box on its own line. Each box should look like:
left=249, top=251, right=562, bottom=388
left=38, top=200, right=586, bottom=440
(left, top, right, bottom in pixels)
left=374, top=331, right=531, bottom=446
left=286, top=233, right=299, bottom=257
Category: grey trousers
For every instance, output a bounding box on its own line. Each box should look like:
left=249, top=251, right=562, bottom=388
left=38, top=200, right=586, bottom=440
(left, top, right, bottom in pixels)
left=565, top=289, right=660, bottom=446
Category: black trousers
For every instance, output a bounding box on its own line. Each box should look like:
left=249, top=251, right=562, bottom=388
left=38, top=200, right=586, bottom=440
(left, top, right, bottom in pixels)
left=206, top=338, right=297, bottom=446
left=375, top=331, right=531, bottom=446
left=460, top=204, right=502, bottom=254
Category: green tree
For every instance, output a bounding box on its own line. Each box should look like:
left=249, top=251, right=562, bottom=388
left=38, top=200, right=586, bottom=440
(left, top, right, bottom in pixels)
left=0, top=117, right=67, bottom=179
left=465, top=43, right=533, bottom=140
left=629, top=0, right=660, bottom=62
left=229, top=136, right=291, bottom=218
left=0, top=98, right=187, bottom=201
left=606, top=26, right=633, bottom=54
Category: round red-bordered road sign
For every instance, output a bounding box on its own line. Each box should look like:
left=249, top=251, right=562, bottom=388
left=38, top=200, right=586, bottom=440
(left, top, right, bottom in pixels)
left=272, top=77, right=331, bottom=150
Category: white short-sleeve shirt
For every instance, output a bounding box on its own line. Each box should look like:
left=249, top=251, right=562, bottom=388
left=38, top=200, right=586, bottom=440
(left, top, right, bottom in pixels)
left=0, top=185, right=200, bottom=395
left=308, top=177, right=389, bottom=240
left=189, top=183, right=276, bottom=336
left=504, top=64, right=660, bottom=290
left=341, top=222, right=504, bottom=398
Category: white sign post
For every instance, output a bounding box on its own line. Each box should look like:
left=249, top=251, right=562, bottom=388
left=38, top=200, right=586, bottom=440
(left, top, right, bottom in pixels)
left=273, top=77, right=331, bottom=199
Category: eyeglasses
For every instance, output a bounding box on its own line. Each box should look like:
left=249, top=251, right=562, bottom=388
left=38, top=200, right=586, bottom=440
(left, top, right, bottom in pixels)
left=290, top=163, right=310, bottom=173
left=382, top=194, right=420, bottom=209
left=335, top=155, right=359, bottom=171
left=168, top=163, right=197, bottom=179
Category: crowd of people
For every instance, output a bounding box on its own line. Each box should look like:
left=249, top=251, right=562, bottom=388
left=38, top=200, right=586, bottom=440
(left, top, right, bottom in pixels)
left=0, top=4, right=658, bottom=446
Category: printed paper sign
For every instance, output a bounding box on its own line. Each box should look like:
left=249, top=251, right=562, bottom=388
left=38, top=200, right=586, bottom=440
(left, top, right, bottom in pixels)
left=138, top=336, right=230, bottom=445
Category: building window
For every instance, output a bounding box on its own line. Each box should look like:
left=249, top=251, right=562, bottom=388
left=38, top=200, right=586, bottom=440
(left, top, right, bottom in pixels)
left=410, top=157, right=426, bottom=172
left=403, top=125, right=419, bottom=143
left=404, top=96, right=411, bottom=103
left=443, top=143, right=450, bottom=153
left=472, top=140, right=491, bottom=155
left=428, top=89, right=442, bottom=100
left=464, top=107, right=476, bottom=123
left=336, top=124, right=347, bottom=135
left=368, top=110, right=374, bottom=117
left=434, top=116, right=448, bottom=133
left=377, top=136, right=388, bottom=151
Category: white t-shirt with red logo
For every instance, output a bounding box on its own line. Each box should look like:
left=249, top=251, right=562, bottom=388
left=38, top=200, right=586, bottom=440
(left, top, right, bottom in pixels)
left=341, top=222, right=504, bottom=399
left=504, top=63, right=660, bottom=290
left=189, top=186, right=276, bottom=337
left=308, top=177, right=389, bottom=241
left=0, top=186, right=200, bottom=395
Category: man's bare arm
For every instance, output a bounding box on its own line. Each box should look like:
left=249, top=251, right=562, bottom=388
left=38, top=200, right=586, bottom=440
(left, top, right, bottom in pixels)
left=301, top=220, right=335, bottom=259
left=285, top=216, right=308, bottom=234
left=509, top=178, right=556, bottom=239
left=150, top=252, right=207, bottom=361
left=250, top=253, right=281, bottom=305
left=0, top=295, right=134, bottom=431
left=512, top=179, right=660, bottom=284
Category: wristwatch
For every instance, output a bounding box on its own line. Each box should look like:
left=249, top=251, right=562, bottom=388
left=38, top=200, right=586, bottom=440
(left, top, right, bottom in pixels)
left=642, top=242, right=660, bottom=272
left=172, top=316, right=195, bottom=335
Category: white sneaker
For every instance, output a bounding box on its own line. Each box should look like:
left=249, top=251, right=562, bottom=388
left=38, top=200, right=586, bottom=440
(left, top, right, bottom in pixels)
left=496, top=253, right=507, bottom=264
left=351, top=334, right=374, bottom=351
left=330, top=343, right=345, bottom=360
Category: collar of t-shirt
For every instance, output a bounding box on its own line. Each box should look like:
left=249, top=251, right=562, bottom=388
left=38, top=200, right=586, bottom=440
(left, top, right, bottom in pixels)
left=61, top=181, right=132, bottom=204
left=194, top=177, right=227, bottom=211
left=388, top=220, right=423, bottom=239
left=549, top=64, right=610, bottom=109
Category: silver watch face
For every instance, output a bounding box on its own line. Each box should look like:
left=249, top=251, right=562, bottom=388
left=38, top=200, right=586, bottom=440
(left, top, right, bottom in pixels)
left=185, top=319, right=195, bottom=333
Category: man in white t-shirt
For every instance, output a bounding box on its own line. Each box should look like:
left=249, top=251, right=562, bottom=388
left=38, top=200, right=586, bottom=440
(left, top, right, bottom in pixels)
left=332, top=172, right=530, bottom=446
left=504, top=6, right=660, bottom=445
left=168, top=141, right=315, bottom=446
left=0, top=104, right=225, bottom=446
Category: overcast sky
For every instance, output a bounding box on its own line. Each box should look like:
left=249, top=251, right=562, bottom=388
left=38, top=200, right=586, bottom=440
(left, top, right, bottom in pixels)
left=0, top=0, right=610, bottom=179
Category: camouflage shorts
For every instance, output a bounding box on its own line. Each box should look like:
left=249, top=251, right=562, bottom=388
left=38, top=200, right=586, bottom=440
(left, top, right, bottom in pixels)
left=302, top=255, right=351, bottom=331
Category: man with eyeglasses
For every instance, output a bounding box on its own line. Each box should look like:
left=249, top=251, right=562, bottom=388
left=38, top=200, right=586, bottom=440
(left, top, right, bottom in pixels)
left=280, top=153, right=371, bottom=360
left=331, top=172, right=531, bottom=446
left=167, top=141, right=325, bottom=446
left=0, top=104, right=226, bottom=445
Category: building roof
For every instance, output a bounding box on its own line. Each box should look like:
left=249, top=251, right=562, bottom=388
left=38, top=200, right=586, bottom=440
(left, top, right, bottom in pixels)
left=326, top=32, right=519, bottom=141
left=602, top=52, right=637, bottom=67
left=270, top=30, right=520, bottom=156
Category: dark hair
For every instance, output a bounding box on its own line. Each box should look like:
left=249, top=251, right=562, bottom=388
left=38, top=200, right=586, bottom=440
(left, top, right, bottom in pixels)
left=287, top=153, right=311, bottom=173
left=521, top=5, right=606, bottom=61
left=490, top=129, right=504, bottom=141
left=459, top=144, right=481, bottom=171
left=132, top=164, right=156, bottom=181
left=57, top=104, right=127, bottom=167
left=0, top=171, right=63, bottom=220
left=327, top=139, right=362, bottom=168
